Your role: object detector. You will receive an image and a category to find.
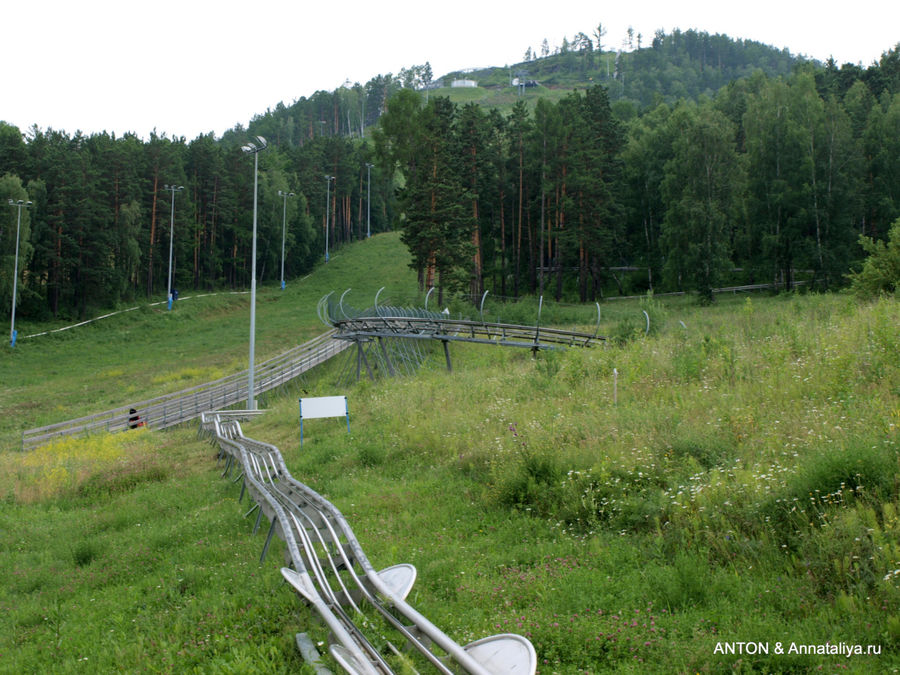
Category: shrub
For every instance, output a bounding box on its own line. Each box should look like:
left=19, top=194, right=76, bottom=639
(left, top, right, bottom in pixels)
left=494, top=449, right=564, bottom=514
left=666, top=433, right=734, bottom=470
left=555, top=464, right=668, bottom=534
left=796, top=506, right=884, bottom=598
left=72, top=540, right=100, bottom=567
left=849, top=218, right=900, bottom=299
left=763, top=440, right=899, bottom=543
left=609, top=296, right=667, bottom=345
left=356, top=441, right=386, bottom=467
left=786, top=442, right=897, bottom=504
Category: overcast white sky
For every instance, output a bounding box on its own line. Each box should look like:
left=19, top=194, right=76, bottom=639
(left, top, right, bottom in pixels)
left=2, top=1, right=897, bottom=141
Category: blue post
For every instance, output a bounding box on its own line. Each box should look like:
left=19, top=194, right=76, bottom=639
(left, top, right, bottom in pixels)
left=345, top=398, right=350, bottom=434
left=10, top=329, right=17, bottom=347
left=299, top=399, right=304, bottom=446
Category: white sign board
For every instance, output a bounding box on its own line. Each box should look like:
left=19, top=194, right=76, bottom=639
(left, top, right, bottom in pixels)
left=298, top=396, right=350, bottom=445
left=299, top=396, right=348, bottom=419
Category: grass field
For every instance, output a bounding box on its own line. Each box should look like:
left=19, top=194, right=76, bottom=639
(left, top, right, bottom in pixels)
left=1, top=233, right=898, bottom=674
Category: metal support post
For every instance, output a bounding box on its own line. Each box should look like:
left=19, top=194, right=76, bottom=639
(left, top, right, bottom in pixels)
left=358, top=341, right=375, bottom=381
left=443, top=340, right=452, bottom=372
left=260, top=518, right=277, bottom=563
left=378, top=337, right=396, bottom=377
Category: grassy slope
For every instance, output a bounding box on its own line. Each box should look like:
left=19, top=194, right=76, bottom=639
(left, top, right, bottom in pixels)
left=430, top=82, right=571, bottom=116
left=0, top=232, right=415, bottom=448
left=1, top=234, right=899, bottom=674
left=427, top=51, right=618, bottom=115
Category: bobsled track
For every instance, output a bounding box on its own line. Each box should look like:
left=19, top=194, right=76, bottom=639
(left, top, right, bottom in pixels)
left=200, top=409, right=537, bottom=675
left=22, top=291, right=603, bottom=449
left=20, top=331, right=351, bottom=450
left=320, top=289, right=605, bottom=380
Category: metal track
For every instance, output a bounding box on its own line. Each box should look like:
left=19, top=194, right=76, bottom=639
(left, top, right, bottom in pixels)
left=201, top=412, right=537, bottom=675
left=321, top=291, right=606, bottom=352
left=21, top=330, right=349, bottom=450
left=333, top=315, right=603, bottom=349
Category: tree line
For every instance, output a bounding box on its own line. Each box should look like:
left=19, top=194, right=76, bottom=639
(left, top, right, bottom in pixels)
left=0, top=65, right=422, bottom=321
left=0, top=125, right=391, bottom=320
left=374, top=51, right=900, bottom=304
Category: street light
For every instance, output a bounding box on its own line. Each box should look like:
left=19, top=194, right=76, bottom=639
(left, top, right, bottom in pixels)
left=241, top=135, right=267, bottom=410
left=324, top=175, right=335, bottom=262
left=365, top=163, right=374, bottom=238
left=278, top=190, right=294, bottom=290
left=7, top=198, right=31, bottom=347
left=162, top=184, right=184, bottom=310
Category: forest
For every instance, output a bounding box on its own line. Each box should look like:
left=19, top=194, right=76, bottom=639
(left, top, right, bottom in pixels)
left=376, top=51, right=900, bottom=304
left=2, top=29, right=899, bottom=321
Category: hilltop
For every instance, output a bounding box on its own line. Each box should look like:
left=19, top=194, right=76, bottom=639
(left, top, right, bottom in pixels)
left=431, top=28, right=804, bottom=113
left=242, top=28, right=812, bottom=140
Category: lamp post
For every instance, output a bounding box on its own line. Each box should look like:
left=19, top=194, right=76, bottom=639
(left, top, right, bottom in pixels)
left=241, top=135, right=267, bottom=410
left=7, top=198, right=31, bottom=347
left=163, top=184, right=184, bottom=310
left=278, top=190, right=294, bottom=290
left=365, top=163, right=373, bottom=238
left=324, top=175, right=334, bottom=262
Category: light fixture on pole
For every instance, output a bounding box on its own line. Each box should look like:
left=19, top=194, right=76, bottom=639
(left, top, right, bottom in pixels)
left=278, top=190, right=294, bottom=290
left=162, top=184, right=184, bottom=310
left=365, top=163, right=373, bottom=238
left=241, top=135, right=268, bottom=410
left=7, top=198, right=31, bottom=348
left=324, top=175, right=335, bottom=262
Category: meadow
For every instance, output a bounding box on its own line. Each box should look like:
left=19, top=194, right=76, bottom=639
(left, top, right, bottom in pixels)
left=1, top=233, right=898, bottom=674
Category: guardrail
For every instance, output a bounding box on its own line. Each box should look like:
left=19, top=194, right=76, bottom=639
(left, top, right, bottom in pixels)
left=603, top=281, right=809, bottom=301
left=21, top=330, right=349, bottom=450
left=201, top=412, right=536, bottom=675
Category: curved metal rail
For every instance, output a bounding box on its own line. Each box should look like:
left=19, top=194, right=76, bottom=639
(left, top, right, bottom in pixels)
left=333, top=314, right=603, bottom=349
left=201, top=412, right=536, bottom=675
left=321, top=292, right=605, bottom=351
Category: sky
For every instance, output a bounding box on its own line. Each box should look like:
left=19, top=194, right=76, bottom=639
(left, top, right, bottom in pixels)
left=2, top=0, right=898, bottom=141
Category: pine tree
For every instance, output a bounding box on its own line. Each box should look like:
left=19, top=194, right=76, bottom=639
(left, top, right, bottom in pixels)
left=399, top=97, right=474, bottom=303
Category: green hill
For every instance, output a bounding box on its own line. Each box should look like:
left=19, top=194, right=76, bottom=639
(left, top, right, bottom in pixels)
left=245, top=28, right=810, bottom=140
left=434, top=29, right=804, bottom=114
